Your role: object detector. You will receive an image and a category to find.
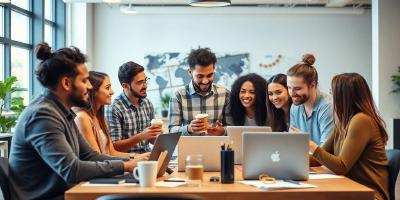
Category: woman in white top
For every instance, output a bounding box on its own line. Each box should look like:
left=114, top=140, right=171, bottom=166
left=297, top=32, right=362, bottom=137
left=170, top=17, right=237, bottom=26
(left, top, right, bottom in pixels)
left=74, top=71, right=147, bottom=159
left=228, top=73, right=268, bottom=126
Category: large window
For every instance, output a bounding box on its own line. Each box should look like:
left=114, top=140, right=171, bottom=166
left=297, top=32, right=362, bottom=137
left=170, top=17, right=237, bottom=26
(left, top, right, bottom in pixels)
left=0, top=0, right=66, bottom=105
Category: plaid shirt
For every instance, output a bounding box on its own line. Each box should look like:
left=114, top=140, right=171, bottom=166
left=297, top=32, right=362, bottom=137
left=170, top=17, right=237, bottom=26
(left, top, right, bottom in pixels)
left=106, top=92, right=155, bottom=153
left=168, top=81, right=231, bottom=136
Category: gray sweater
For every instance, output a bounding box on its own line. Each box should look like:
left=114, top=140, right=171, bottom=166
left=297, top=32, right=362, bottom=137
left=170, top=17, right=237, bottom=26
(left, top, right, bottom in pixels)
left=9, top=90, right=126, bottom=200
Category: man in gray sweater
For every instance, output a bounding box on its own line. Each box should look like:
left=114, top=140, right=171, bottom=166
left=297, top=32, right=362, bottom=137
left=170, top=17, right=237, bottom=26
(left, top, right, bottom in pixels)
left=8, top=43, right=142, bottom=200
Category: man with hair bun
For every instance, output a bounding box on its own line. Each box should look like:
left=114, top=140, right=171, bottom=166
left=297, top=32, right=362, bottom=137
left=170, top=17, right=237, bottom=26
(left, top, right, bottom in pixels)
left=9, top=43, right=145, bottom=199
left=287, top=53, right=334, bottom=145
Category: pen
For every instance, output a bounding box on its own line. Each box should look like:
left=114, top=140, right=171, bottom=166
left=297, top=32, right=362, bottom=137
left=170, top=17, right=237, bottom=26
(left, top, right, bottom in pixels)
left=164, top=179, right=185, bottom=182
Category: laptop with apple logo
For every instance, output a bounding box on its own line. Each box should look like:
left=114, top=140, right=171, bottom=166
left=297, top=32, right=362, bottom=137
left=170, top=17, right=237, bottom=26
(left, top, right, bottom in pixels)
left=242, top=132, right=309, bottom=181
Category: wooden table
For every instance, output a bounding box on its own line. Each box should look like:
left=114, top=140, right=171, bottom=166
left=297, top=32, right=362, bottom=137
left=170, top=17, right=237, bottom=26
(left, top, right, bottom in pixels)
left=65, top=167, right=374, bottom=200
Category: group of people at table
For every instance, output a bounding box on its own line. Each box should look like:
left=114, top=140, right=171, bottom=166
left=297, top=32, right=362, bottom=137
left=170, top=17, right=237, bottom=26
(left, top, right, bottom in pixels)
left=7, top=43, right=389, bottom=200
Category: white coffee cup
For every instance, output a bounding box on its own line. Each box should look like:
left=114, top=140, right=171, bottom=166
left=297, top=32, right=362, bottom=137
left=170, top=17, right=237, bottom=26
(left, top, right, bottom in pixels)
left=133, top=161, right=158, bottom=187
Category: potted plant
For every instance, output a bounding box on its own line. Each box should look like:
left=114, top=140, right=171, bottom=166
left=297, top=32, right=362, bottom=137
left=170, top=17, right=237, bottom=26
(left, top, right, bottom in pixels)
left=160, top=94, right=171, bottom=118
left=0, top=76, right=26, bottom=133
left=391, top=66, right=400, bottom=149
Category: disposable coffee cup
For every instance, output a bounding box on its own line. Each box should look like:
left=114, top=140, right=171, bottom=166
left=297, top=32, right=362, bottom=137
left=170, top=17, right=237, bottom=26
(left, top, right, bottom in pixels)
left=151, top=118, right=163, bottom=127
left=195, top=114, right=209, bottom=133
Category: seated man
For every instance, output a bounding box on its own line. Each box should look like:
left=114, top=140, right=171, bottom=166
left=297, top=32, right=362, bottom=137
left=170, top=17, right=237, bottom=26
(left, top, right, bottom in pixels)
left=106, top=61, right=162, bottom=153
left=9, top=43, right=143, bottom=199
left=168, top=47, right=231, bottom=136
left=287, top=54, right=334, bottom=145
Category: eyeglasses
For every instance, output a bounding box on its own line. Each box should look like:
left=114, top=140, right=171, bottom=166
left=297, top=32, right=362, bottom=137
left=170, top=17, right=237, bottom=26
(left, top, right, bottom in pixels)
left=136, top=77, right=150, bottom=86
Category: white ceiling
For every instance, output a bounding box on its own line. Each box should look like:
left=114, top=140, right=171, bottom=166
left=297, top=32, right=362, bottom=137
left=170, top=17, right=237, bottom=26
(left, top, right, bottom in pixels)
left=62, top=0, right=371, bottom=8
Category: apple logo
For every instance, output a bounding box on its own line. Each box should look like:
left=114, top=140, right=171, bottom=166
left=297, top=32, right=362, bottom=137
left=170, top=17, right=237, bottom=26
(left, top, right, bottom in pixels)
left=270, top=151, right=280, bottom=162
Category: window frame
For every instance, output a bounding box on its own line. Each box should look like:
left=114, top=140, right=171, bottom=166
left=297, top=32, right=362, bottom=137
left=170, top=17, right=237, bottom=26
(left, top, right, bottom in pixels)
left=0, top=0, right=65, bottom=103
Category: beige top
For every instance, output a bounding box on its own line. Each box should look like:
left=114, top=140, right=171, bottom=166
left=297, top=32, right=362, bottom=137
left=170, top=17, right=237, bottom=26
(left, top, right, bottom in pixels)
left=313, top=113, right=389, bottom=200
left=87, top=117, right=110, bottom=155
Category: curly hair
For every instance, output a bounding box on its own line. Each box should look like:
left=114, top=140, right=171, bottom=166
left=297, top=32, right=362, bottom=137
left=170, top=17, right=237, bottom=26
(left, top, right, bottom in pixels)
left=187, top=47, right=217, bottom=69
left=229, top=73, right=267, bottom=126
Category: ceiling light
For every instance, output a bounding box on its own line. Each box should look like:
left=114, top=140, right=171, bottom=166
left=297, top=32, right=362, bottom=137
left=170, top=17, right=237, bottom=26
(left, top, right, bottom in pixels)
left=189, top=0, right=231, bottom=7
left=120, top=4, right=137, bottom=14
left=103, top=0, right=120, bottom=3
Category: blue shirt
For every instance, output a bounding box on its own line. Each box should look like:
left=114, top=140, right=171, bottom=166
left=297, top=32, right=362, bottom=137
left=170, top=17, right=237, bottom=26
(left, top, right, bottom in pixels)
left=290, top=90, right=334, bottom=145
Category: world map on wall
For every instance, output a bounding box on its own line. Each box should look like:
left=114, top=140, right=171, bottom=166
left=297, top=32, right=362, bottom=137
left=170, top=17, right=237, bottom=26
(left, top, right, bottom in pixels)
left=144, top=52, right=250, bottom=98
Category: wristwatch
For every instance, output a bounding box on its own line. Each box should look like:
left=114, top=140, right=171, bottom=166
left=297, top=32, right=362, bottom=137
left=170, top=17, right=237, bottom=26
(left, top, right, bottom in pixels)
left=129, top=153, right=137, bottom=159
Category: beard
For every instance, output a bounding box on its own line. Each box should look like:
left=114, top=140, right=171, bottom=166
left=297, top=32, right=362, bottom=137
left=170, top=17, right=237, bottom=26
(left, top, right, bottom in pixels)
left=129, top=86, right=147, bottom=98
left=193, top=81, right=212, bottom=93
left=291, top=94, right=309, bottom=105
left=70, top=84, right=90, bottom=108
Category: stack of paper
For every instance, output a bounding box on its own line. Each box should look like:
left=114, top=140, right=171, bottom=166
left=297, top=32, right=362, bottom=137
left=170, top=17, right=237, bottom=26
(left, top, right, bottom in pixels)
left=309, top=174, right=343, bottom=179
left=240, top=180, right=317, bottom=190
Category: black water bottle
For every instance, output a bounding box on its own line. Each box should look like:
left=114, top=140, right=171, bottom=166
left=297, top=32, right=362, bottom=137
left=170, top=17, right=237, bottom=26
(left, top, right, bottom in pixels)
left=220, top=150, right=234, bottom=183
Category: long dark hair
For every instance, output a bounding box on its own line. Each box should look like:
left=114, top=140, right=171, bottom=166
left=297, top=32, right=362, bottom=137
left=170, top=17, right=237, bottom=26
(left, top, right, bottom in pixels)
left=229, top=73, right=267, bottom=126
left=86, top=71, right=111, bottom=146
left=267, top=74, right=292, bottom=131
left=332, top=73, right=387, bottom=143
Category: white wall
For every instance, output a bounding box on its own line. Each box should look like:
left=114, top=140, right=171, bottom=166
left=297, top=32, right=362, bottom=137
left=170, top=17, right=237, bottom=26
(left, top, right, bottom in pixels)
left=66, top=3, right=94, bottom=69
left=91, top=5, right=372, bottom=104
left=372, top=0, right=400, bottom=149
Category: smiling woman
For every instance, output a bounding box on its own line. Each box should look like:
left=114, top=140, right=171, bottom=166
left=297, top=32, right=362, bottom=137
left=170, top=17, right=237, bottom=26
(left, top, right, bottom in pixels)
left=227, top=73, right=268, bottom=126
left=267, top=73, right=292, bottom=132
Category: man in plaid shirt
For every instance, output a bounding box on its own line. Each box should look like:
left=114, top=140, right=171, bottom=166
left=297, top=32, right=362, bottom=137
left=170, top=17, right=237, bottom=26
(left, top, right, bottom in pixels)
left=169, top=47, right=231, bottom=136
left=106, top=61, right=162, bottom=153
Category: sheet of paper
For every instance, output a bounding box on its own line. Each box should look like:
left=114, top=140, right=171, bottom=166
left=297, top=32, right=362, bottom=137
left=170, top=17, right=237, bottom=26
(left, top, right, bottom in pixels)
left=82, top=182, right=137, bottom=187
left=309, top=174, right=343, bottom=179
left=240, top=180, right=317, bottom=190
left=155, top=181, right=187, bottom=187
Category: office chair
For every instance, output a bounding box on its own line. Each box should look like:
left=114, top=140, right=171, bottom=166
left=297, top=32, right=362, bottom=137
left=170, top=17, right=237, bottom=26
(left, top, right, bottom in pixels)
left=386, top=149, right=400, bottom=200
left=96, top=194, right=203, bottom=200
left=0, top=157, right=10, bottom=200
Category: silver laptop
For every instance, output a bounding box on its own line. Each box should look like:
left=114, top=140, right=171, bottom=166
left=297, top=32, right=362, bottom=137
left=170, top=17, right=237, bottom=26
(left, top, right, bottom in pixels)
left=178, top=136, right=230, bottom=172
left=242, top=132, right=309, bottom=181
left=226, top=126, right=272, bottom=164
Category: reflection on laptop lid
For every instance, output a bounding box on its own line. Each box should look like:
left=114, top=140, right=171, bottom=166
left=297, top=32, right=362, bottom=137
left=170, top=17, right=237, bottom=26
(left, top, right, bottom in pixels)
left=178, top=136, right=230, bottom=172
left=242, top=132, right=309, bottom=181
left=226, top=126, right=272, bottom=164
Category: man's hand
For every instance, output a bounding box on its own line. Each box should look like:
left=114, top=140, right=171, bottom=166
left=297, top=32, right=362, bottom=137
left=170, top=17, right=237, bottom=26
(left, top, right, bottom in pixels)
left=123, top=156, right=148, bottom=172
left=289, top=126, right=300, bottom=133
left=207, top=121, right=225, bottom=136
left=188, top=118, right=207, bottom=134
left=139, top=125, right=163, bottom=141
left=135, top=152, right=151, bottom=160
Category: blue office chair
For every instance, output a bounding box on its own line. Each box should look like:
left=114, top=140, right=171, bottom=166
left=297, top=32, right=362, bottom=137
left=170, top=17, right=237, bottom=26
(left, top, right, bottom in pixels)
left=386, top=149, right=400, bottom=200
left=0, top=157, right=10, bottom=200
left=96, top=194, right=203, bottom=200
